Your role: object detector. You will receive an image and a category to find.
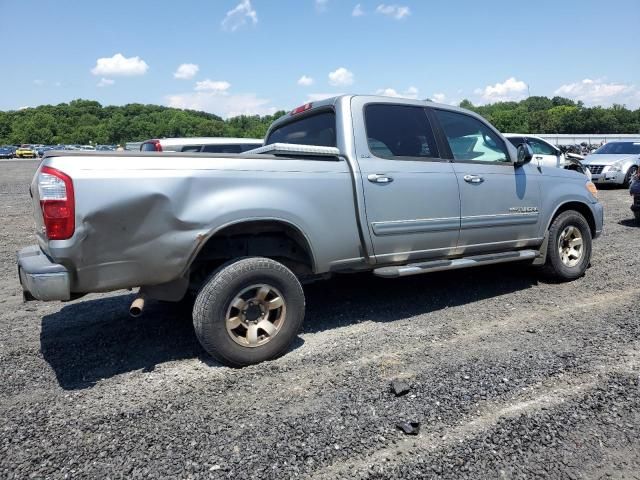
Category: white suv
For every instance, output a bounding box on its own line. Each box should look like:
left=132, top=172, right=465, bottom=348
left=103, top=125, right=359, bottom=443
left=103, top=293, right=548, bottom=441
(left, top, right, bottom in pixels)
left=505, top=134, right=591, bottom=179
left=140, top=137, right=263, bottom=153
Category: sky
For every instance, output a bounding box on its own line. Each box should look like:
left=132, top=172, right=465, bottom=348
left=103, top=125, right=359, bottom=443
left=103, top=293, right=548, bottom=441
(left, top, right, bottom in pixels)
left=1, top=0, right=639, bottom=117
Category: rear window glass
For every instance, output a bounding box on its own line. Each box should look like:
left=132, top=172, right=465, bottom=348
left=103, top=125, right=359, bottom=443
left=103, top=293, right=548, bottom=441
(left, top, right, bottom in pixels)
left=365, top=104, right=438, bottom=159
left=201, top=144, right=262, bottom=153
left=181, top=145, right=203, bottom=152
left=140, top=142, right=158, bottom=152
left=266, top=111, right=336, bottom=147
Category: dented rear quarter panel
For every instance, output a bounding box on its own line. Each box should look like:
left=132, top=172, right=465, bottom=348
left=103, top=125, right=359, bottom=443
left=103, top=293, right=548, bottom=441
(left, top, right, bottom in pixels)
left=36, top=153, right=362, bottom=294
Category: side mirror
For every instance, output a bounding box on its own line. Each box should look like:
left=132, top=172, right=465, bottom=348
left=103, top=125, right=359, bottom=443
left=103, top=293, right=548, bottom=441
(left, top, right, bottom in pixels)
left=515, top=143, right=533, bottom=167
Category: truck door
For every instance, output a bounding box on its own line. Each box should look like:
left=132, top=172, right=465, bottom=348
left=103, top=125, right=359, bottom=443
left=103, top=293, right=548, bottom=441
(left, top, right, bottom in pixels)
left=351, top=98, right=461, bottom=264
left=431, top=108, right=542, bottom=255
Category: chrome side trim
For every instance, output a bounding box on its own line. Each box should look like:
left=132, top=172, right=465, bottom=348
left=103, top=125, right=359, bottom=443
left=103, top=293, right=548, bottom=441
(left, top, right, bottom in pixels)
left=461, top=213, right=539, bottom=230
left=371, top=217, right=460, bottom=236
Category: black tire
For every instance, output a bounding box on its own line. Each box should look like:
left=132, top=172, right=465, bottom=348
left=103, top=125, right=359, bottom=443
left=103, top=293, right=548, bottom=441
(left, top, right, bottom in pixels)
left=540, top=210, right=592, bottom=281
left=623, top=166, right=638, bottom=188
left=634, top=211, right=640, bottom=225
left=192, top=257, right=305, bottom=367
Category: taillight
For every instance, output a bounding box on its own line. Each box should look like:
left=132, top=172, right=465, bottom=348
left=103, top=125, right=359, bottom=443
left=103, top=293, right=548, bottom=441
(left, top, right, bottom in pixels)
left=290, top=102, right=313, bottom=115
left=38, top=166, right=75, bottom=240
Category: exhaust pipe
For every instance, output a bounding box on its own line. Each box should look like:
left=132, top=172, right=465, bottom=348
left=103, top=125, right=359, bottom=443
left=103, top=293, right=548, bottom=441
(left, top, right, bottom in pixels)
left=129, top=295, right=145, bottom=318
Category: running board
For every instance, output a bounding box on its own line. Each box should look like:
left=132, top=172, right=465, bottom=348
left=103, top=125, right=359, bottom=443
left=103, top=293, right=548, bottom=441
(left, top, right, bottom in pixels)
left=373, top=250, right=538, bottom=278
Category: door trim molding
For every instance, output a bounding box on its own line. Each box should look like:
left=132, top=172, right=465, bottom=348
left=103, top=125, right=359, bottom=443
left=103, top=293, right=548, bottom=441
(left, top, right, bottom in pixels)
left=371, top=217, right=460, bottom=236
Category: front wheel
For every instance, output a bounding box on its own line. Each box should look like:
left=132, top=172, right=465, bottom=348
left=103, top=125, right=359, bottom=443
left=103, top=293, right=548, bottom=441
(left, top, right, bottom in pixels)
left=624, top=166, right=638, bottom=188
left=540, top=210, right=592, bottom=281
left=193, top=257, right=305, bottom=367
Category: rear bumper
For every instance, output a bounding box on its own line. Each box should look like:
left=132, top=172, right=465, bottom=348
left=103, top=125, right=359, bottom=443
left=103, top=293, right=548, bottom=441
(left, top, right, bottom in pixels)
left=17, top=245, right=70, bottom=302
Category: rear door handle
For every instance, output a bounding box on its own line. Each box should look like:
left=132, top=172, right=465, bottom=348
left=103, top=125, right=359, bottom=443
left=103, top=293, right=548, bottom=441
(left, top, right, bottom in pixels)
left=463, top=174, right=484, bottom=184
left=368, top=174, right=394, bottom=184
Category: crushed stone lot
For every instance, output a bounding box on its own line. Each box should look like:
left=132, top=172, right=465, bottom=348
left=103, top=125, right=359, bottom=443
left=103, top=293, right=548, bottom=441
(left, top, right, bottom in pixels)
left=1, top=159, right=639, bottom=479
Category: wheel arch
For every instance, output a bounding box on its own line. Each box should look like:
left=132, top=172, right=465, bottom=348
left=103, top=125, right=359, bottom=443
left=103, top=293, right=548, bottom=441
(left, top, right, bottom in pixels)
left=546, top=201, right=597, bottom=238
left=185, top=218, right=317, bottom=278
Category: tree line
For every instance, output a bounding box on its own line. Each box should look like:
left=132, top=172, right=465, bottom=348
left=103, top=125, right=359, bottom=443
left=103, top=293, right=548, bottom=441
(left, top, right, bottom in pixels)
left=459, top=96, right=640, bottom=135
left=0, top=100, right=287, bottom=145
left=1, top=96, right=639, bottom=145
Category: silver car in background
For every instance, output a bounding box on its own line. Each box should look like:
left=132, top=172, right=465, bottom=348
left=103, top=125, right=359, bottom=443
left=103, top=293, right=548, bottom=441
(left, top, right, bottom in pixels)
left=581, top=141, right=640, bottom=187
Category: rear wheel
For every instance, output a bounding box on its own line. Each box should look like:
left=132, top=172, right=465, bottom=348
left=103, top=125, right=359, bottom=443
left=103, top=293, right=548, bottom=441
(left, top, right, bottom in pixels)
left=192, top=257, right=305, bottom=367
left=634, top=211, right=640, bottom=225
left=540, top=210, right=592, bottom=281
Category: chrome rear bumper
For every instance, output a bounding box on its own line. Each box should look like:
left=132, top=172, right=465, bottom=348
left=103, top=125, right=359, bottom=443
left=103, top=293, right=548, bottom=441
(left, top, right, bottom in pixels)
left=17, top=245, right=70, bottom=302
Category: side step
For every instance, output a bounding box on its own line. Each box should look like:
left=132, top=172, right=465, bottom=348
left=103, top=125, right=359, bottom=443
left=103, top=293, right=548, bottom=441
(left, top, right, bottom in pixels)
left=373, top=250, right=538, bottom=278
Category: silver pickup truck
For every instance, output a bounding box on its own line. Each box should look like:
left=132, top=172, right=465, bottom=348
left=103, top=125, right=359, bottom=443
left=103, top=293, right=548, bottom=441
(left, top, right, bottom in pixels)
left=18, top=95, right=603, bottom=366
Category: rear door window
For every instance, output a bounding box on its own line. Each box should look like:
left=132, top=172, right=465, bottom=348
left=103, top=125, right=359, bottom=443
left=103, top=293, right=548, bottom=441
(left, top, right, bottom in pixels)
left=266, top=111, right=336, bottom=147
left=364, top=104, right=439, bottom=160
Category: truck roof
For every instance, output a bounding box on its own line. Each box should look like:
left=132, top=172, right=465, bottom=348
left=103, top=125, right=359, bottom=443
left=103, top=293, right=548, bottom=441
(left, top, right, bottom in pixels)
left=267, top=94, right=487, bottom=138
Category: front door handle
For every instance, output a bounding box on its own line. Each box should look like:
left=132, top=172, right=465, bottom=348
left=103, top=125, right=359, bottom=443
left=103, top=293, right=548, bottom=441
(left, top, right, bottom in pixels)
left=368, top=173, right=394, bottom=184
left=463, top=174, right=484, bottom=184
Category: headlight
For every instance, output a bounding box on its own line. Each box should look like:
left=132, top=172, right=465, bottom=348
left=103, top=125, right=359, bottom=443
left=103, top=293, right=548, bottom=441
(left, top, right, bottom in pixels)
left=608, top=164, right=622, bottom=172
left=586, top=181, right=598, bottom=199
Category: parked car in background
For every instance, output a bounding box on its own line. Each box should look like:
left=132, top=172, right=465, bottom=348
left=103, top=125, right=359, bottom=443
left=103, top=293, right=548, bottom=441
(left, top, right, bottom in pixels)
left=505, top=134, right=591, bottom=179
left=581, top=141, right=640, bottom=187
left=15, top=145, right=37, bottom=158
left=0, top=145, right=15, bottom=159
left=140, top=137, right=263, bottom=153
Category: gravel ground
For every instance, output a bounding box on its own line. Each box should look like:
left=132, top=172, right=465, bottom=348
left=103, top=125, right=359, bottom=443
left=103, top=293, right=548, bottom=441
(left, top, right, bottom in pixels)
left=1, top=159, right=639, bottom=479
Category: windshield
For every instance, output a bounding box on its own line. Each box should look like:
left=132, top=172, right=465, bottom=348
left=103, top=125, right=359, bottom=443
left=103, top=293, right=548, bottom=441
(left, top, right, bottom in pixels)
left=593, top=142, right=640, bottom=155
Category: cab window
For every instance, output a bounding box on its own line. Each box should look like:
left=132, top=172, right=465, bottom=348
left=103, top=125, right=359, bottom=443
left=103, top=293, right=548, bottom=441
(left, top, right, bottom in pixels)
left=364, top=104, right=439, bottom=160
left=266, top=111, right=336, bottom=147
left=435, top=110, right=509, bottom=163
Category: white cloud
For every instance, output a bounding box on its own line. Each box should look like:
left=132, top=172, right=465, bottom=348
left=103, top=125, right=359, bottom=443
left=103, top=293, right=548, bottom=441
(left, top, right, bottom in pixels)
left=166, top=92, right=276, bottom=118
left=376, top=4, right=411, bottom=19
left=432, top=92, right=446, bottom=103
left=54, top=81, right=62, bottom=87
left=352, top=3, right=365, bottom=16
left=298, top=75, right=314, bottom=86
left=375, top=86, right=419, bottom=99
left=315, top=0, right=328, bottom=11
left=474, top=77, right=527, bottom=103
left=194, top=79, right=231, bottom=93
left=174, top=63, right=199, bottom=80
left=222, top=0, right=258, bottom=32
left=97, top=78, right=115, bottom=87
left=91, top=53, right=149, bottom=76
left=328, top=67, right=354, bottom=87
left=554, top=78, right=639, bottom=107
